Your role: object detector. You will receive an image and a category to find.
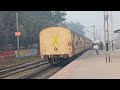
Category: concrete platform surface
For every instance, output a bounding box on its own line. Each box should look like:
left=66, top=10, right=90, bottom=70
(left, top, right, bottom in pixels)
left=49, top=49, right=120, bottom=79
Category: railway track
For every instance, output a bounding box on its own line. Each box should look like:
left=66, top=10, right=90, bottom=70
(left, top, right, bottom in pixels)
left=23, top=65, right=63, bottom=79
left=0, top=59, right=69, bottom=79
left=0, top=50, right=86, bottom=79
left=21, top=58, right=77, bottom=79
left=0, top=59, right=49, bottom=79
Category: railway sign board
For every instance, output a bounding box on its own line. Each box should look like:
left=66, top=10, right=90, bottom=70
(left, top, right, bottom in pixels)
left=15, top=32, right=21, bottom=36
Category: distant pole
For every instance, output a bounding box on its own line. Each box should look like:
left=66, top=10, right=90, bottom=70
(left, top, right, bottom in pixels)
left=16, top=12, right=20, bottom=59
left=110, top=11, right=114, bottom=51
left=92, top=25, right=96, bottom=41
left=104, top=11, right=108, bottom=62
left=99, top=27, right=101, bottom=41
left=84, top=25, right=96, bottom=41
left=106, top=11, right=111, bottom=62
left=104, top=11, right=111, bottom=62
left=96, top=28, right=97, bottom=40
left=94, top=25, right=96, bottom=41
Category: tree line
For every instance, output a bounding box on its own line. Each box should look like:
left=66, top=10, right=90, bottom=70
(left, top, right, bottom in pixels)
left=0, top=11, right=85, bottom=51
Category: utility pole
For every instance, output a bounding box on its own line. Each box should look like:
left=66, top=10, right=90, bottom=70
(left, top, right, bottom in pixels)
left=99, top=27, right=101, bottom=41
left=90, top=25, right=96, bottom=41
left=110, top=11, right=114, bottom=51
left=104, top=11, right=107, bottom=62
left=16, top=12, right=20, bottom=59
left=93, top=25, right=96, bottom=41
left=104, top=11, right=111, bottom=62
left=96, top=28, right=97, bottom=40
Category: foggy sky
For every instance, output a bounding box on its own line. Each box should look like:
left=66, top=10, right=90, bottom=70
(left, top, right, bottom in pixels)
left=65, top=11, right=120, bottom=41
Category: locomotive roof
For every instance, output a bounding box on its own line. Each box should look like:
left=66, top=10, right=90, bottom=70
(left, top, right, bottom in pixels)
left=40, top=26, right=93, bottom=42
left=68, top=28, right=93, bottom=42
left=58, top=26, right=92, bottom=42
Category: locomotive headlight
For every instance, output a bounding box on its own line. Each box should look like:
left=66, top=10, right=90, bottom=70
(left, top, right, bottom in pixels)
left=54, top=47, right=57, bottom=50
left=44, top=49, right=46, bottom=51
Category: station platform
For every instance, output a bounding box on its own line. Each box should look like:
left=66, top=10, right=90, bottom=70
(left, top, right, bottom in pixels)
left=49, top=49, right=120, bottom=79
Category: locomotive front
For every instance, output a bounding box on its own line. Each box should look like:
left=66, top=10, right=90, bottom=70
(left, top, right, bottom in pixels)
left=39, top=27, right=72, bottom=64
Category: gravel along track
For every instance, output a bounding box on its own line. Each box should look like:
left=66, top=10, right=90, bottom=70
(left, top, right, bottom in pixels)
left=18, top=54, right=82, bottom=79
left=0, top=60, right=49, bottom=79
left=24, top=65, right=63, bottom=79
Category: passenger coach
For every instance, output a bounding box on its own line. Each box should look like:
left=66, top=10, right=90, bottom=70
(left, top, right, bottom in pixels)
left=39, top=27, right=92, bottom=65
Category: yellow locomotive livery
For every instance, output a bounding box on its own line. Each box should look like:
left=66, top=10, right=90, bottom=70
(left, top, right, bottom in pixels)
left=40, top=27, right=92, bottom=65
